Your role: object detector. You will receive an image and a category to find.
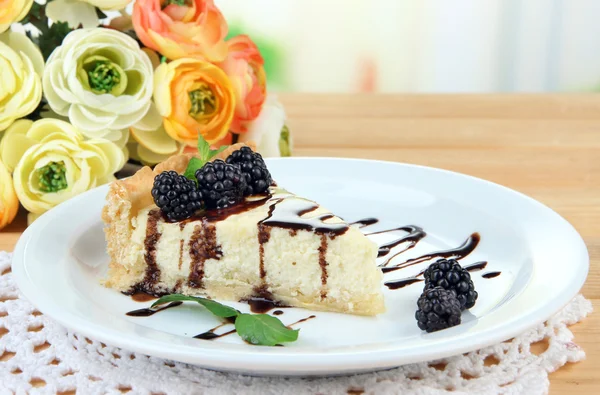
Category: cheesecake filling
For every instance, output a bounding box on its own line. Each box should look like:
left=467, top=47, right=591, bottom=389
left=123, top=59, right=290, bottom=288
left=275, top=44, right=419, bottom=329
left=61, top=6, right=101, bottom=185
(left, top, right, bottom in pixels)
left=122, top=187, right=385, bottom=315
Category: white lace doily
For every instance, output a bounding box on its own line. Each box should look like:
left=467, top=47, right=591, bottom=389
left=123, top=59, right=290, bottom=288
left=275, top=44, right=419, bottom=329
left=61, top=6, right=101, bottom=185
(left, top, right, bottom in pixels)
left=0, top=251, right=592, bottom=395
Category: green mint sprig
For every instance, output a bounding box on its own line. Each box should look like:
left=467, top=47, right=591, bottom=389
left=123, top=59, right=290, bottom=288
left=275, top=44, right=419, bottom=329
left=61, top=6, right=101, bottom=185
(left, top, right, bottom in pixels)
left=152, top=294, right=299, bottom=346
left=183, top=135, right=228, bottom=182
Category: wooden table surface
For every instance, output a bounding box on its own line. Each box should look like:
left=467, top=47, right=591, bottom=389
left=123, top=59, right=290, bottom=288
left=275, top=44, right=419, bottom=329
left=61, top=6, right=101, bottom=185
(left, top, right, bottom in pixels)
left=1, top=94, right=598, bottom=394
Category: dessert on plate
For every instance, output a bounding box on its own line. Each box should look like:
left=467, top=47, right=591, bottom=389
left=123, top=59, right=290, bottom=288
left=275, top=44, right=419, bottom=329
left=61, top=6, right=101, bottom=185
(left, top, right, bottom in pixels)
left=102, top=141, right=385, bottom=316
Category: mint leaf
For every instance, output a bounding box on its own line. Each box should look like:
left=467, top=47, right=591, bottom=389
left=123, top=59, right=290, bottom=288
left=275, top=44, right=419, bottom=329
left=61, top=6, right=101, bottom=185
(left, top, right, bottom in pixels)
left=152, top=294, right=239, bottom=318
left=197, top=135, right=211, bottom=161
left=183, top=134, right=229, bottom=179
left=183, top=157, right=203, bottom=182
left=235, top=313, right=299, bottom=346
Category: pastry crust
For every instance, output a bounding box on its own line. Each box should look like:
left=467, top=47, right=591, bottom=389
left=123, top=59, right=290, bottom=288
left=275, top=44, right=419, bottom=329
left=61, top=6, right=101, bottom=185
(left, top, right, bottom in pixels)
left=102, top=142, right=255, bottom=287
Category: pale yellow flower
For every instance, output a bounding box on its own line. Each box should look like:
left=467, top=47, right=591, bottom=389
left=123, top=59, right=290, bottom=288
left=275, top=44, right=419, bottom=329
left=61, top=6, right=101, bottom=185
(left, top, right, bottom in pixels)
left=43, top=28, right=155, bottom=146
left=0, top=31, right=44, bottom=132
left=0, top=158, right=19, bottom=230
left=12, top=119, right=125, bottom=215
left=83, top=0, right=132, bottom=11
left=0, top=0, right=33, bottom=33
left=129, top=122, right=184, bottom=166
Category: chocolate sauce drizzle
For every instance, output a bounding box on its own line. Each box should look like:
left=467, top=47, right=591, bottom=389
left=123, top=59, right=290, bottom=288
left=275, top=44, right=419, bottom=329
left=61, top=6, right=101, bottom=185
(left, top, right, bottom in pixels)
left=368, top=225, right=426, bottom=258
left=194, top=322, right=236, bottom=340
left=380, top=233, right=481, bottom=273
left=383, top=261, right=489, bottom=290
left=126, top=301, right=182, bottom=317
left=139, top=209, right=162, bottom=290
left=287, top=315, right=317, bottom=328
left=318, top=235, right=329, bottom=299
left=243, top=286, right=290, bottom=314
left=464, top=261, right=488, bottom=272
left=260, top=198, right=349, bottom=236
left=257, top=224, right=271, bottom=280
left=188, top=221, right=223, bottom=289
left=482, top=271, right=501, bottom=279
left=128, top=291, right=158, bottom=302
left=349, top=218, right=379, bottom=228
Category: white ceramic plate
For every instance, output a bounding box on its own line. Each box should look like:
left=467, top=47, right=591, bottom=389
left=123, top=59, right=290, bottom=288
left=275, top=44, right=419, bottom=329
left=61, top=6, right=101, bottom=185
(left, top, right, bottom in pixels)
left=12, top=158, right=588, bottom=376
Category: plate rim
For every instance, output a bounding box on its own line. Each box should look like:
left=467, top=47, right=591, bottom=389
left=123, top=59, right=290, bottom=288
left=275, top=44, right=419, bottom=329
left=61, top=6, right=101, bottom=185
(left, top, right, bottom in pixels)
left=11, top=157, right=589, bottom=375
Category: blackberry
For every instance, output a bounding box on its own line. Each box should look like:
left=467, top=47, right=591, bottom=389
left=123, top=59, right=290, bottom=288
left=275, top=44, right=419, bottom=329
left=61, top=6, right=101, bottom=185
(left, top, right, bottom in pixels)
left=423, top=259, right=478, bottom=310
left=151, top=171, right=203, bottom=221
left=415, top=287, right=462, bottom=333
left=225, top=146, right=272, bottom=196
left=195, top=160, right=246, bottom=209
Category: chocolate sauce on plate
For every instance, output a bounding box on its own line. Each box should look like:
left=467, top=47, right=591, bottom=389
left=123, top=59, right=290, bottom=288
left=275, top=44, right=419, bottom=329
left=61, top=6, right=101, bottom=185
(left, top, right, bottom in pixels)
left=349, top=218, right=379, bottom=228
left=127, top=291, right=158, bottom=302
left=464, top=261, right=488, bottom=272
left=287, top=315, right=317, bottom=328
left=243, top=286, right=290, bottom=313
left=380, top=232, right=480, bottom=273
left=482, top=271, right=501, bottom=279
left=273, top=310, right=284, bottom=316
left=126, top=301, right=182, bottom=317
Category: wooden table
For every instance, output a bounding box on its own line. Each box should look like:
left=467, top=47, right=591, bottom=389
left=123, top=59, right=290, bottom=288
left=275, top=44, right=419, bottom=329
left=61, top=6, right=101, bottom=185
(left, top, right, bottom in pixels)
left=1, top=94, right=598, bottom=394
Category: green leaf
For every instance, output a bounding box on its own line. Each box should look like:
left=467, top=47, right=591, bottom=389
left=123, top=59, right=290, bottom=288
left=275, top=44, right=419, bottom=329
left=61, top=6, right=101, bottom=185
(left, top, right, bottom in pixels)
left=38, top=21, right=73, bottom=60
left=235, top=313, right=299, bottom=346
left=184, top=134, right=230, bottom=179
left=197, top=135, right=211, bottom=161
left=152, top=294, right=239, bottom=318
left=95, top=7, right=108, bottom=20
left=183, top=157, right=203, bottom=182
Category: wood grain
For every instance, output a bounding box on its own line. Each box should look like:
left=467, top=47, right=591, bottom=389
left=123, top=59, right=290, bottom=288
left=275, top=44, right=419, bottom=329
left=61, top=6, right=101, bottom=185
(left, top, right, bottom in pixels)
left=1, top=93, right=598, bottom=394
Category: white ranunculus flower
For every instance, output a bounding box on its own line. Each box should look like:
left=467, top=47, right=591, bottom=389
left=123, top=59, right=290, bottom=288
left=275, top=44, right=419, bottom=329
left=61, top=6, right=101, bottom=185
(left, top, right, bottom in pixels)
left=239, top=94, right=292, bottom=157
left=43, top=28, right=155, bottom=145
left=46, top=0, right=99, bottom=29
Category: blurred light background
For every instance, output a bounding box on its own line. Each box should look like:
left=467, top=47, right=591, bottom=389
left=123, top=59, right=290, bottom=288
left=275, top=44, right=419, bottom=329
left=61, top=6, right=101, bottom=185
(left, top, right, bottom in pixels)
left=216, top=0, right=600, bottom=93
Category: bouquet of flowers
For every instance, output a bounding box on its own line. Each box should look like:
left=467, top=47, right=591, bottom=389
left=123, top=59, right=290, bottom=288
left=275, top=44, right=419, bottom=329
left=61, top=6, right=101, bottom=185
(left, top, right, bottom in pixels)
left=0, top=0, right=292, bottom=229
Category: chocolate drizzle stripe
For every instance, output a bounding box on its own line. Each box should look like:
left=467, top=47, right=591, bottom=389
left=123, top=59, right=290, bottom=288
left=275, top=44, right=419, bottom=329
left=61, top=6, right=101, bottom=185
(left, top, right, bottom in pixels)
left=380, top=232, right=481, bottom=273
left=384, top=260, right=490, bottom=290
left=369, top=225, right=427, bottom=258
left=260, top=198, right=349, bottom=236
left=287, top=315, right=317, bottom=328
left=187, top=221, right=223, bottom=289
left=257, top=224, right=271, bottom=280
left=464, top=261, right=488, bottom=271
left=482, top=271, right=501, bottom=279
left=126, top=301, right=182, bottom=317
left=349, top=218, right=379, bottom=228
left=178, top=239, right=184, bottom=270
left=318, top=234, right=328, bottom=299
left=141, top=209, right=162, bottom=289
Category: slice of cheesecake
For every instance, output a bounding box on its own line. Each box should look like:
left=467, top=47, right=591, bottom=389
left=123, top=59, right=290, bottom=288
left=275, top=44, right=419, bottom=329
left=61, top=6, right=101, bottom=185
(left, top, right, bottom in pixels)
left=102, top=146, right=385, bottom=315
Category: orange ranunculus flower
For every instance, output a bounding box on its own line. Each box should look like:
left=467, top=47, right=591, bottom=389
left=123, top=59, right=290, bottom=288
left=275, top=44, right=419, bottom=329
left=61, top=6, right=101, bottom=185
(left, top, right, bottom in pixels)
left=154, top=58, right=235, bottom=145
left=0, top=159, right=19, bottom=230
left=132, top=0, right=228, bottom=62
left=220, top=35, right=267, bottom=133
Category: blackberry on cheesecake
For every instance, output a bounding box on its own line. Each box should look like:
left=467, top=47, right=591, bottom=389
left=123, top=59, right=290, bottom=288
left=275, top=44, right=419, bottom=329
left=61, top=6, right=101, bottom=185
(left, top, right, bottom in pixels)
left=225, top=146, right=272, bottom=196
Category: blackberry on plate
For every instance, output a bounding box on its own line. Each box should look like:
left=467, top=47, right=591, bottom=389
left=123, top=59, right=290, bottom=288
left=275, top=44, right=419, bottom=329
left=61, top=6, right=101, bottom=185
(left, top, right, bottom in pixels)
left=423, top=258, right=478, bottom=310
left=225, top=146, right=272, bottom=196
left=195, top=159, right=247, bottom=209
left=415, top=287, right=462, bottom=333
left=152, top=171, right=203, bottom=221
